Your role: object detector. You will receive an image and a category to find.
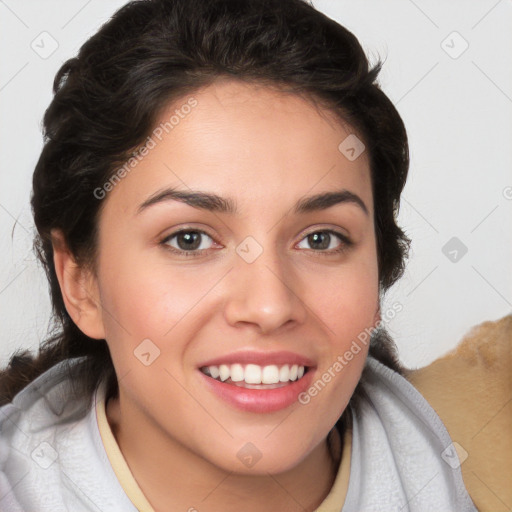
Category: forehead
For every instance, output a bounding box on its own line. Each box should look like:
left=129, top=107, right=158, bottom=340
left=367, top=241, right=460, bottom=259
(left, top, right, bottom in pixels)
left=103, top=79, right=373, bottom=218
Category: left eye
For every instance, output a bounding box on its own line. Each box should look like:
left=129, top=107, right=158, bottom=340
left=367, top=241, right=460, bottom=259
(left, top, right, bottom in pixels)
left=296, top=230, right=346, bottom=251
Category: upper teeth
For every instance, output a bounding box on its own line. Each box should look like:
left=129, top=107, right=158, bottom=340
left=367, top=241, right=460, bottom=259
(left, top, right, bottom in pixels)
left=202, top=364, right=306, bottom=384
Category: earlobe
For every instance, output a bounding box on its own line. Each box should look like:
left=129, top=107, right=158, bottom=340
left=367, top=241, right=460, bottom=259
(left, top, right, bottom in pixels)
left=51, top=229, right=105, bottom=340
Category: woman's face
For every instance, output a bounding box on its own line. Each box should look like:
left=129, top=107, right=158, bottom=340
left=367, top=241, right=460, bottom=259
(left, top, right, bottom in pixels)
left=89, top=79, right=379, bottom=474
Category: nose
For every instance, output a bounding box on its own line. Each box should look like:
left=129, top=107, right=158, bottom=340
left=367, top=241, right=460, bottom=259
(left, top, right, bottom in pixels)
left=223, top=244, right=307, bottom=335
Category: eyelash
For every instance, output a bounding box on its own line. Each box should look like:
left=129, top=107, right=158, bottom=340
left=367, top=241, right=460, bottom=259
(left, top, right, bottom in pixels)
left=159, top=228, right=353, bottom=258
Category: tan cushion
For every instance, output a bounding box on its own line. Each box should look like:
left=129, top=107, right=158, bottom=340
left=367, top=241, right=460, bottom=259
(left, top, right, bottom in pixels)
left=407, top=314, right=512, bottom=511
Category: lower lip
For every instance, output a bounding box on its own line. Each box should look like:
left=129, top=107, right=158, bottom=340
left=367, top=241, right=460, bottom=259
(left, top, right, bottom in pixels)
left=198, top=369, right=315, bottom=413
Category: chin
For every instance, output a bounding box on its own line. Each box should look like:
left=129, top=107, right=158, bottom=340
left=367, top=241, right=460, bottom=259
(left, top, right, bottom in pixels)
left=204, top=436, right=320, bottom=476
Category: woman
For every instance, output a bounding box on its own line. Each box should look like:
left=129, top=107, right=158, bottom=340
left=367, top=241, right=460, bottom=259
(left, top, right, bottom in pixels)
left=0, top=0, right=480, bottom=510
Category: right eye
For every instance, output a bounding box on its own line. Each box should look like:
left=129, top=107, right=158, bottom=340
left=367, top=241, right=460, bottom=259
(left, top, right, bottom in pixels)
left=160, top=229, right=217, bottom=257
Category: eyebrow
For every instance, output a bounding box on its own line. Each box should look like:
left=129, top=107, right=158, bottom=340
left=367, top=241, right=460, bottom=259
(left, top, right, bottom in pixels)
left=137, top=187, right=369, bottom=216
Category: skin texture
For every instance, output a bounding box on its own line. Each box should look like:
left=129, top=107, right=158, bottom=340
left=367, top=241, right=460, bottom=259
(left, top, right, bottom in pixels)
left=52, top=79, right=381, bottom=511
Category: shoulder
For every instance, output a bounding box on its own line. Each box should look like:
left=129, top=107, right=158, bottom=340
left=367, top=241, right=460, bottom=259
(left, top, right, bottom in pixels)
left=406, top=314, right=512, bottom=511
left=0, top=360, right=139, bottom=511
left=0, top=358, right=95, bottom=510
left=0, top=358, right=89, bottom=439
left=0, top=358, right=86, bottom=440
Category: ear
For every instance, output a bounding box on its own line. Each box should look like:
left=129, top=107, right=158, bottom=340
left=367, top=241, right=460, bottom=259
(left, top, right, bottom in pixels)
left=51, top=229, right=105, bottom=340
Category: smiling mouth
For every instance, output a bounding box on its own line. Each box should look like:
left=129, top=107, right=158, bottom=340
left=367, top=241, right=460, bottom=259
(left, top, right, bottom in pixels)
left=200, top=363, right=310, bottom=389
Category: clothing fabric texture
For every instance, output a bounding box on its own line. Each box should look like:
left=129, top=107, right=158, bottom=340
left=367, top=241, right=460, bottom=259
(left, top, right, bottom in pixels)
left=0, top=354, right=478, bottom=511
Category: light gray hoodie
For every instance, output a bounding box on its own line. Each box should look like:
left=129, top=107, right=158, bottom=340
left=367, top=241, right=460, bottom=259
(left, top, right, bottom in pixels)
left=0, top=356, right=479, bottom=511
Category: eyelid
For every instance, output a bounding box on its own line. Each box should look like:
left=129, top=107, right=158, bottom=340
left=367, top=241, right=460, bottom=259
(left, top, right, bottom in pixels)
left=298, top=225, right=351, bottom=242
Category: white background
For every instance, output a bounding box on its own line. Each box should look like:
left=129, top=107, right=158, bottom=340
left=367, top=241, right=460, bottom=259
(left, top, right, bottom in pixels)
left=0, top=0, right=511, bottom=369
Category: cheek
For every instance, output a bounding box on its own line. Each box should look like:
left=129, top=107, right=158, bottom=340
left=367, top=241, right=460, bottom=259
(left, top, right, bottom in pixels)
left=96, top=247, right=230, bottom=374
left=298, top=264, right=377, bottom=429
left=303, top=246, right=379, bottom=410
left=328, top=272, right=378, bottom=342
left=312, top=253, right=379, bottom=342
left=96, top=246, right=204, bottom=346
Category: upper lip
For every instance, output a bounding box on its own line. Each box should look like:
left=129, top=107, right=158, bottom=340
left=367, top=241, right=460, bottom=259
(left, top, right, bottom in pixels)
left=198, top=350, right=316, bottom=369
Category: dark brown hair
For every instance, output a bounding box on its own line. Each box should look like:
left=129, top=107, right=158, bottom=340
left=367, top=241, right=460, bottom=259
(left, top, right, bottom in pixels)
left=0, top=0, right=410, bottom=440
